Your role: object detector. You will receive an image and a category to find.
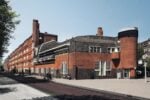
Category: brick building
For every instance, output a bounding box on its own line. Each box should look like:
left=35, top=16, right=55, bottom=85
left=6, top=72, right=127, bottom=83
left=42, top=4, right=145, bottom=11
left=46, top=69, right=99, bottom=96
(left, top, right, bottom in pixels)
left=139, top=38, right=150, bottom=59
left=4, top=20, right=138, bottom=79
left=4, top=20, right=57, bottom=73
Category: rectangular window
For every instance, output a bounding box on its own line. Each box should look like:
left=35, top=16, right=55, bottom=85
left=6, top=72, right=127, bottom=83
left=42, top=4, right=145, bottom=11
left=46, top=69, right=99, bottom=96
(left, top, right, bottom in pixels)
left=97, top=47, right=101, bottom=52
left=94, top=47, right=97, bottom=52
left=112, top=48, right=115, bottom=52
left=106, top=61, right=111, bottom=71
left=89, top=47, right=94, bottom=52
left=107, top=48, right=111, bottom=53
left=89, top=46, right=101, bottom=53
left=117, top=48, right=120, bottom=52
left=61, top=61, right=68, bottom=75
left=95, top=62, right=99, bottom=69
left=95, top=61, right=106, bottom=76
left=108, top=47, right=120, bottom=53
left=95, top=61, right=112, bottom=76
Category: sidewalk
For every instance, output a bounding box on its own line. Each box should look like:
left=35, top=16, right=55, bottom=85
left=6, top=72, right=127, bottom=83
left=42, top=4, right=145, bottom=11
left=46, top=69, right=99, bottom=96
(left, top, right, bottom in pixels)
left=52, top=78, right=150, bottom=99
left=0, top=74, right=49, bottom=100
left=0, top=84, right=49, bottom=100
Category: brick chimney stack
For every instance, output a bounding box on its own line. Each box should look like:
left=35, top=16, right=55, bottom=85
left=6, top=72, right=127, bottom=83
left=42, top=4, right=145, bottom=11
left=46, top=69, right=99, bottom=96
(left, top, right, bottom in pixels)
left=33, top=19, right=39, bottom=34
left=96, top=27, right=103, bottom=37
left=32, top=19, right=40, bottom=47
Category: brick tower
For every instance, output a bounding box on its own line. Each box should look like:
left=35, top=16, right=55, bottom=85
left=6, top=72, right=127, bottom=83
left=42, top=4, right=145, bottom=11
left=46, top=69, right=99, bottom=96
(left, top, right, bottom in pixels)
left=118, top=27, right=138, bottom=78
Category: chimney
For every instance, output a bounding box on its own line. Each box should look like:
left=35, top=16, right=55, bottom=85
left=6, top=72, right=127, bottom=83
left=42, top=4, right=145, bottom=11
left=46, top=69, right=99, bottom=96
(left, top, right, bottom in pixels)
left=32, top=19, right=40, bottom=47
left=96, top=27, right=103, bottom=37
left=32, top=19, right=39, bottom=34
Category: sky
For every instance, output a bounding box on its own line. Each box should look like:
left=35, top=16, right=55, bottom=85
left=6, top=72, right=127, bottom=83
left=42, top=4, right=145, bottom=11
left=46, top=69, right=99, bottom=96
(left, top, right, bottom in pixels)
left=3, top=0, right=150, bottom=59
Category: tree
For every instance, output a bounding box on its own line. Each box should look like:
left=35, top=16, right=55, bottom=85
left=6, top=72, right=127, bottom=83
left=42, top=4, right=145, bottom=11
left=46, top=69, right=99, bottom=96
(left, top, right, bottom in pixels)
left=146, top=57, right=150, bottom=68
left=137, top=45, right=144, bottom=60
left=0, top=0, right=19, bottom=57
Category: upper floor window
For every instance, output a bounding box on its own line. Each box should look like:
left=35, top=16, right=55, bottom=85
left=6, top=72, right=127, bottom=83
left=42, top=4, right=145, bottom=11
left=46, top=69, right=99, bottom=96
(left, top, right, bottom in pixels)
left=108, top=47, right=120, bottom=53
left=89, top=46, right=101, bottom=53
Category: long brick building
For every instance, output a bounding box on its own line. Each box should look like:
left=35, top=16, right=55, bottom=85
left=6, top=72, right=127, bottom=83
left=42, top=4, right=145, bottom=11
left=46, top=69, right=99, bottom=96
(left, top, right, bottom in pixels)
left=4, top=20, right=138, bottom=79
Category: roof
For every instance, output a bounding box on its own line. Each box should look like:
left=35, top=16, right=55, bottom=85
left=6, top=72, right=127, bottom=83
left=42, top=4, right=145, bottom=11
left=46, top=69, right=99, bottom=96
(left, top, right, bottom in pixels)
left=118, top=27, right=138, bottom=33
left=71, top=35, right=118, bottom=44
left=39, top=32, right=57, bottom=37
left=38, top=35, right=118, bottom=54
left=39, top=40, right=59, bottom=52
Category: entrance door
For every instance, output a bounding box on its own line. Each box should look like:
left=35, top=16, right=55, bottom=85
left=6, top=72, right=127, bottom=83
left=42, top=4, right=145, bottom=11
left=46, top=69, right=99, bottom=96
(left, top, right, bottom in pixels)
left=124, top=69, right=130, bottom=78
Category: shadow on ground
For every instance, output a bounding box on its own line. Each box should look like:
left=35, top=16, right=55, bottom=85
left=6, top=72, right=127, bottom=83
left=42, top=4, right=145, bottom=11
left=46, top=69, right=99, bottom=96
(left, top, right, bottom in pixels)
left=0, top=87, right=16, bottom=94
left=0, top=72, right=49, bottom=84
left=30, top=94, right=142, bottom=100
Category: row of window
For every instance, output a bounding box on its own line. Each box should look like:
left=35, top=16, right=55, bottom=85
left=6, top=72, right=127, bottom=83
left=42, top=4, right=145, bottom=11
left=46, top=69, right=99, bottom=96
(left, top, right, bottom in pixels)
left=89, top=46, right=101, bottom=53
left=10, top=47, right=31, bottom=62
left=9, top=61, right=31, bottom=68
left=89, top=46, right=120, bottom=53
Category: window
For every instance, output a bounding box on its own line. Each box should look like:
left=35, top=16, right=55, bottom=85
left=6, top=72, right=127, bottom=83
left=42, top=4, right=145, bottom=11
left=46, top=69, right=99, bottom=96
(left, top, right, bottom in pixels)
left=95, top=62, right=99, bottom=69
left=106, top=61, right=111, bottom=71
left=107, top=48, right=111, bottom=53
left=112, top=48, right=115, bottom=52
left=89, top=46, right=101, bottom=53
left=108, top=47, right=120, bottom=53
left=27, top=55, right=29, bottom=59
left=117, top=48, right=120, bottom=52
left=97, top=47, right=101, bottom=52
left=95, top=61, right=111, bottom=76
left=89, top=47, right=94, bottom=52
left=61, top=61, right=68, bottom=75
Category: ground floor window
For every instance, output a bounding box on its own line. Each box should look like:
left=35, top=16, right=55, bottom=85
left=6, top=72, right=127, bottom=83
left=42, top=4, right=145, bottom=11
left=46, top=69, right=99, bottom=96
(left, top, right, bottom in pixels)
left=61, top=61, right=68, bottom=75
left=95, top=61, right=111, bottom=76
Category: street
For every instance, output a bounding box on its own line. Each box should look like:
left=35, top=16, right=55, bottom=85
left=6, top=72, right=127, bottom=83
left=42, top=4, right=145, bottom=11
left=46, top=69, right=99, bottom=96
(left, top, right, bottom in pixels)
left=0, top=72, right=149, bottom=100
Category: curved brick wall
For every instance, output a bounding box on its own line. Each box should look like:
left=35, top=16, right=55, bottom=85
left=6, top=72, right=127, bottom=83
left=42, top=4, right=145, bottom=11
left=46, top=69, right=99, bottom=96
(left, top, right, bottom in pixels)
left=118, top=28, right=138, bottom=78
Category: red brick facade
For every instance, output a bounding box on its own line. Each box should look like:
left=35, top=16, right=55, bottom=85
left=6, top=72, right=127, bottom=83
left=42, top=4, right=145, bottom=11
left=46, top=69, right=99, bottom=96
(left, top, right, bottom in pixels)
left=4, top=20, right=138, bottom=79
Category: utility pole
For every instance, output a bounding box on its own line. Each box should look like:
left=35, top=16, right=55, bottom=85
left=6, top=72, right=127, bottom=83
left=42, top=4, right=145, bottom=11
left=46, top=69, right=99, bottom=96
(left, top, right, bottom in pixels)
left=144, top=61, right=147, bottom=83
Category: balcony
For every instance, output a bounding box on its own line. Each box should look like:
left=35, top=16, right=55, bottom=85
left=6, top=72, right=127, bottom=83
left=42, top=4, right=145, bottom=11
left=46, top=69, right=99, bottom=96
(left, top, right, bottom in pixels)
left=111, top=52, right=120, bottom=60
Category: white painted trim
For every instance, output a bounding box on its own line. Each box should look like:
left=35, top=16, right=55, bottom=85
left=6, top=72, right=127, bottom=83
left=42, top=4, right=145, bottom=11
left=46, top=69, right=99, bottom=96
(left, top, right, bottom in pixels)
left=118, top=27, right=138, bottom=33
left=39, top=42, right=70, bottom=54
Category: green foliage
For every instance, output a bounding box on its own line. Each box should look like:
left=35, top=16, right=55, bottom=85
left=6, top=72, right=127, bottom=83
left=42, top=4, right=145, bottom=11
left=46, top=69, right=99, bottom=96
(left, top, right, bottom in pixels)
left=146, top=58, right=150, bottom=68
left=137, top=45, right=144, bottom=60
left=0, top=0, right=20, bottom=57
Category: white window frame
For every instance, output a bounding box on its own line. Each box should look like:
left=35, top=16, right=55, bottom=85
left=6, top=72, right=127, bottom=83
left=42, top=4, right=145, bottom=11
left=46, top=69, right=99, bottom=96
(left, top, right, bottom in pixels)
left=89, top=46, right=101, bottom=53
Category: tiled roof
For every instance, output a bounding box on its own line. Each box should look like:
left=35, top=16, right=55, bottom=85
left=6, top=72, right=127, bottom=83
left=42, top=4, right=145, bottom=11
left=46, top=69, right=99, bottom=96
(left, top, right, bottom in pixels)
left=71, top=35, right=118, bottom=44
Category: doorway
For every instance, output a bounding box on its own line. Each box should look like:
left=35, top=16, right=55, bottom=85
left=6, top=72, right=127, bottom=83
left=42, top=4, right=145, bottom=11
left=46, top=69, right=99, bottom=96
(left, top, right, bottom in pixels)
left=123, top=69, right=130, bottom=78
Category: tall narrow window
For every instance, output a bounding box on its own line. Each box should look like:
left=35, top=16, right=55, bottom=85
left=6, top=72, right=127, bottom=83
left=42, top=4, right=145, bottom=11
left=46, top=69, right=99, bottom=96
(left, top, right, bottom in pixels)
left=62, top=61, right=68, bottom=75
left=95, top=61, right=107, bottom=76
left=106, top=61, right=111, bottom=71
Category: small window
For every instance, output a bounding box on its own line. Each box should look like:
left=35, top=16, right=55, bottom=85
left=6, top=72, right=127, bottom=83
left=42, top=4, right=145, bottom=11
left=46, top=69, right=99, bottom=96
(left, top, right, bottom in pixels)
left=112, top=48, right=115, bottom=52
left=106, top=61, right=111, bottom=71
left=95, top=62, right=99, bottom=69
left=107, top=48, right=111, bottom=53
left=94, top=47, right=97, bottom=52
left=118, top=48, right=120, bottom=52
left=89, top=46, right=101, bottom=53
left=97, top=47, right=101, bottom=52
left=89, top=47, right=94, bottom=52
